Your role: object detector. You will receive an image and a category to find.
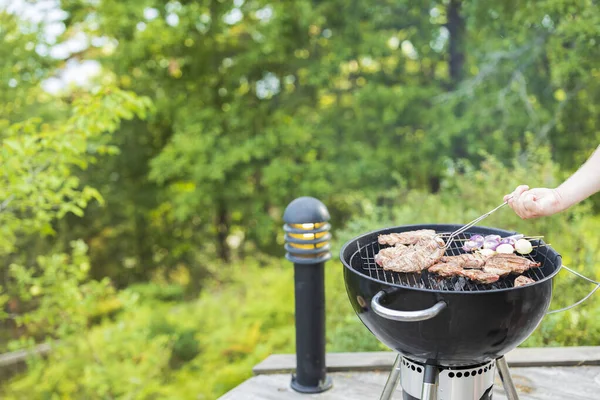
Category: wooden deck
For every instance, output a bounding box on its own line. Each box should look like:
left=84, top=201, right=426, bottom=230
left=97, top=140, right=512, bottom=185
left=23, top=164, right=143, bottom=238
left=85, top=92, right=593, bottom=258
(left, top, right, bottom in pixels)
left=220, top=347, right=600, bottom=399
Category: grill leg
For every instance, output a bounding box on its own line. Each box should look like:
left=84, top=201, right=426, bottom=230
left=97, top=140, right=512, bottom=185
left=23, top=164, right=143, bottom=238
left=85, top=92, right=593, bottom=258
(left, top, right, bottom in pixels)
left=497, top=356, right=519, bottom=400
left=421, top=364, right=438, bottom=400
left=379, top=354, right=402, bottom=400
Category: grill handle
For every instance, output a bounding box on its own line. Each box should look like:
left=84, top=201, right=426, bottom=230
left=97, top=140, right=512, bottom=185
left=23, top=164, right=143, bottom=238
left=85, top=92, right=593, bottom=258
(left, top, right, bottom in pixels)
left=546, top=265, right=600, bottom=315
left=371, top=291, right=447, bottom=322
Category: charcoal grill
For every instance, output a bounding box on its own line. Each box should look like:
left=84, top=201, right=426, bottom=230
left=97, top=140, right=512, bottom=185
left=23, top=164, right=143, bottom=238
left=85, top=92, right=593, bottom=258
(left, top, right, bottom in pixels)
left=341, top=223, right=572, bottom=400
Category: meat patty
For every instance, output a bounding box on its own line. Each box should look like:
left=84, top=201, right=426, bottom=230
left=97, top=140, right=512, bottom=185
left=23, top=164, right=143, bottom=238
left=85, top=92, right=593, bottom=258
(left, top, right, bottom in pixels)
left=514, top=275, right=535, bottom=287
left=378, top=229, right=437, bottom=246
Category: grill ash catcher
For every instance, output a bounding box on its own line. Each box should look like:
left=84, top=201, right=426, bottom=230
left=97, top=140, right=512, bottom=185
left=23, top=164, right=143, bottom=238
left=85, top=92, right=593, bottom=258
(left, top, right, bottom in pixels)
left=341, top=222, right=600, bottom=400
left=283, top=197, right=333, bottom=393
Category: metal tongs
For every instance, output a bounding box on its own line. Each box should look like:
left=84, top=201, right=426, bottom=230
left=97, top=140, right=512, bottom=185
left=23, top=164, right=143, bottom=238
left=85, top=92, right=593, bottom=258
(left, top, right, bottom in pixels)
left=438, top=200, right=510, bottom=249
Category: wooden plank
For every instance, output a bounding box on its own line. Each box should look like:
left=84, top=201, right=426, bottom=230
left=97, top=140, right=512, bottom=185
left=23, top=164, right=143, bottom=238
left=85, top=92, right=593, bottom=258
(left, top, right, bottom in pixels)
left=221, top=367, right=600, bottom=400
left=506, top=346, right=600, bottom=367
left=252, top=352, right=396, bottom=375
left=252, top=347, right=600, bottom=375
left=493, top=366, right=600, bottom=400
left=219, top=371, right=394, bottom=400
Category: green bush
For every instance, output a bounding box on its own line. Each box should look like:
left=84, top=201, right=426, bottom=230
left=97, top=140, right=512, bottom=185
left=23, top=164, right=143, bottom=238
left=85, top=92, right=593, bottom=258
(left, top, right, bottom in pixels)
left=127, top=283, right=186, bottom=303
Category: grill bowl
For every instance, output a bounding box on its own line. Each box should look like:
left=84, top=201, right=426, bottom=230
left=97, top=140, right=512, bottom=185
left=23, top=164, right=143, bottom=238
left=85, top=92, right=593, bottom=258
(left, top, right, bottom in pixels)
left=340, top=224, right=562, bottom=366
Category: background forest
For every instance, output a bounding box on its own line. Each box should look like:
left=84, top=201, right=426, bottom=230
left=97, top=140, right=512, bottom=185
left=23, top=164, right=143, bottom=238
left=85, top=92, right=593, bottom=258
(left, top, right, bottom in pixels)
left=1, top=0, right=600, bottom=399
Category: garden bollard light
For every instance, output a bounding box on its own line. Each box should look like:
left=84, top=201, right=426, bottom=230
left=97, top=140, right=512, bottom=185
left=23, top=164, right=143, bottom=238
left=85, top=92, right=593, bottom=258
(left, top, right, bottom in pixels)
left=283, top=196, right=333, bottom=393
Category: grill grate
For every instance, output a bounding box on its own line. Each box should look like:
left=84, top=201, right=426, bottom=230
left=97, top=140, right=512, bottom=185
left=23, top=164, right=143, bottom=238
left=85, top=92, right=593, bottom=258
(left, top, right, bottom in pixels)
left=352, top=231, right=553, bottom=292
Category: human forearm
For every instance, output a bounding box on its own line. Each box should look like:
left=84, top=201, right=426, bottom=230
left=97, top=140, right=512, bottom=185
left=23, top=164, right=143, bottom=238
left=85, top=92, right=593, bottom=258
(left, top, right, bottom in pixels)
left=555, top=145, right=600, bottom=210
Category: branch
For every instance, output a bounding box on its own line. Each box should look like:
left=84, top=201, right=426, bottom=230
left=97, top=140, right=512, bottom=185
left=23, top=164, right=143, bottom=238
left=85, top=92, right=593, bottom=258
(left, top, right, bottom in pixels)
left=0, top=195, right=15, bottom=213
left=433, top=35, right=547, bottom=103
left=535, top=81, right=585, bottom=144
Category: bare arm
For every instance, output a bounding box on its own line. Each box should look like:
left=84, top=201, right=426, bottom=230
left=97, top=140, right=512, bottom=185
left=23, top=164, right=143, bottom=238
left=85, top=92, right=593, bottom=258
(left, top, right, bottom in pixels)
left=555, top=145, right=600, bottom=210
left=505, top=145, right=600, bottom=219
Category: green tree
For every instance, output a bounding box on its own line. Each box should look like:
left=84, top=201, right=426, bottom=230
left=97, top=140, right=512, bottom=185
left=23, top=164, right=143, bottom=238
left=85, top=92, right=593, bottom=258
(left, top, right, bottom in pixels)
left=1, top=86, right=152, bottom=344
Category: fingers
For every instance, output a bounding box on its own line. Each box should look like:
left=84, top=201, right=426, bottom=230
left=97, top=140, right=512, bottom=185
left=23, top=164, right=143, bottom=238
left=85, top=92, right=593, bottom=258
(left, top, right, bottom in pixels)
left=505, top=185, right=534, bottom=219
left=504, top=185, right=529, bottom=203
left=520, top=192, right=539, bottom=217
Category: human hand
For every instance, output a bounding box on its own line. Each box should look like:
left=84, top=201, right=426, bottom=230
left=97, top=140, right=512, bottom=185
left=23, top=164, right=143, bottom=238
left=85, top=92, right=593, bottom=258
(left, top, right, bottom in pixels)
left=503, top=185, right=565, bottom=219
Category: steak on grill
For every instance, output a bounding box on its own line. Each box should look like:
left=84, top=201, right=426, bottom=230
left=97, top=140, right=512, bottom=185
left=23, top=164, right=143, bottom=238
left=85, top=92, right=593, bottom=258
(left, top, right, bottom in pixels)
left=484, top=253, right=541, bottom=275
left=439, top=253, right=491, bottom=269
left=429, top=262, right=501, bottom=283
left=374, top=229, right=541, bottom=284
left=428, top=262, right=463, bottom=278
left=374, top=244, right=410, bottom=266
left=460, top=269, right=500, bottom=284
left=482, top=266, right=511, bottom=278
left=514, top=275, right=535, bottom=287
left=378, top=229, right=437, bottom=246
left=440, top=253, right=540, bottom=275
left=379, top=237, right=445, bottom=273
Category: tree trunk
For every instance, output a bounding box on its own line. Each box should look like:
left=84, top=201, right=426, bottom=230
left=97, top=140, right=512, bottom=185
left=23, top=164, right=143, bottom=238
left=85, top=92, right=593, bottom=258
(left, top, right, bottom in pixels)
left=134, top=211, right=153, bottom=282
left=437, top=0, right=467, bottom=192
left=216, top=202, right=230, bottom=262
left=447, top=0, right=465, bottom=88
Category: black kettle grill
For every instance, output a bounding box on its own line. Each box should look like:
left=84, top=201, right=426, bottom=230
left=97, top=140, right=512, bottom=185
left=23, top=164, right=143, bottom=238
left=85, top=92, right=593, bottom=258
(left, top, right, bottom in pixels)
left=340, top=224, right=588, bottom=400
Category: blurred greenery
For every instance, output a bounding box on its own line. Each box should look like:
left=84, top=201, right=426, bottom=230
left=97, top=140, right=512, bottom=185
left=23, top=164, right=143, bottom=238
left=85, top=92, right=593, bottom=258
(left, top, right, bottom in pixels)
left=1, top=0, right=600, bottom=399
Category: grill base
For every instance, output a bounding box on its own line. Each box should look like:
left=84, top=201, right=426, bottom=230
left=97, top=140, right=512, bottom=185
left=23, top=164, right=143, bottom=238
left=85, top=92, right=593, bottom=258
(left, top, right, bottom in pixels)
left=381, top=355, right=518, bottom=400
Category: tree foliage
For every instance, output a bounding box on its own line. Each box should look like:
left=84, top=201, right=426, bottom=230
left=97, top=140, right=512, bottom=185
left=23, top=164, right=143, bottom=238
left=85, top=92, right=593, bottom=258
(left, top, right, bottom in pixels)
left=1, top=0, right=600, bottom=397
left=0, top=84, right=152, bottom=345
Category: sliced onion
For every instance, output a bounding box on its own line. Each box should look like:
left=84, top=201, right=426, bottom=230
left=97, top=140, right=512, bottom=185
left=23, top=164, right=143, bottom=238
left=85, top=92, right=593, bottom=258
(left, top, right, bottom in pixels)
left=483, top=239, right=500, bottom=250
left=462, top=240, right=479, bottom=252
left=515, top=239, right=533, bottom=254
left=506, top=234, right=525, bottom=241
left=478, top=248, right=496, bottom=257
left=484, top=234, right=501, bottom=242
left=500, top=237, right=516, bottom=246
left=469, top=234, right=485, bottom=248
left=496, top=243, right=515, bottom=254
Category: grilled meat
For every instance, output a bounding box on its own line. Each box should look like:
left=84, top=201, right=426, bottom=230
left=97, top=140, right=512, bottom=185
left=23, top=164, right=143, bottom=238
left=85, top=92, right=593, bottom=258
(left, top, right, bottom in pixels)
left=381, top=237, right=445, bottom=273
left=460, top=269, right=500, bottom=284
left=439, top=253, right=491, bottom=269
left=484, top=253, right=541, bottom=275
left=482, top=266, right=511, bottom=278
left=378, top=229, right=437, bottom=246
left=428, top=262, right=500, bottom=283
left=375, top=230, right=541, bottom=285
left=428, top=262, right=463, bottom=278
left=375, top=244, right=410, bottom=266
left=514, top=275, right=535, bottom=287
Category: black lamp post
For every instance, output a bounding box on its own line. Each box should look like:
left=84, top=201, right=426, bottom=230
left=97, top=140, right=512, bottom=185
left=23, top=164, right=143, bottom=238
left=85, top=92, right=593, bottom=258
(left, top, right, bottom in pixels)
left=283, top=196, right=333, bottom=393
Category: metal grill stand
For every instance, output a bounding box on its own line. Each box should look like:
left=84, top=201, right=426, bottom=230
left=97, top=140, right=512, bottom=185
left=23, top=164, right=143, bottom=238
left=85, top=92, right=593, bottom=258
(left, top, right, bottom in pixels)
left=379, top=354, right=519, bottom=400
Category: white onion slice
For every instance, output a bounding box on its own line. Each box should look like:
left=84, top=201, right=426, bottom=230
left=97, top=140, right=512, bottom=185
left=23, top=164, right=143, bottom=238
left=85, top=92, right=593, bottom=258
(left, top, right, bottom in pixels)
left=515, top=239, right=533, bottom=254
left=496, top=243, right=515, bottom=254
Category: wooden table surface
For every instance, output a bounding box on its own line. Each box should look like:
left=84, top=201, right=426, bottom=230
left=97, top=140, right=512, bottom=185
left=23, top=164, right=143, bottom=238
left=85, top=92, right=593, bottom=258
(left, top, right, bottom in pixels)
left=220, top=366, right=600, bottom=399
left=220, top=348, right=600, bottom=399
